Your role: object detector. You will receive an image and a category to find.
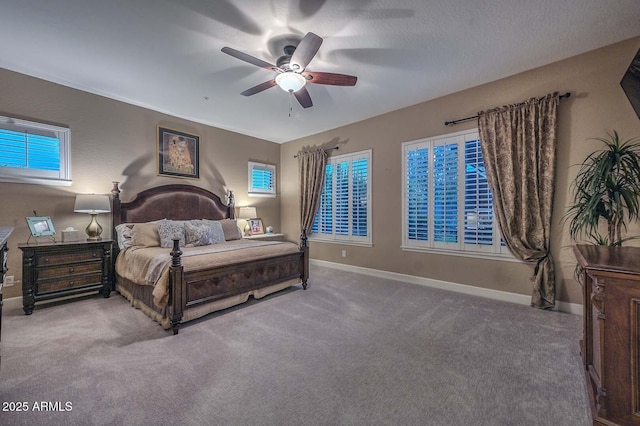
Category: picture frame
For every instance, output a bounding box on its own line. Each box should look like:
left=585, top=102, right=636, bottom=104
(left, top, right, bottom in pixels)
left=158, top=126, right=200, bottom=179
left=249, top=218, right=264, bottom=235
left=26, top=216, right=56, bottom=237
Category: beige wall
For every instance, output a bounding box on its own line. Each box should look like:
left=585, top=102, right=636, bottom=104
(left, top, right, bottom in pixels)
left=280, top=37, right=640, bottom=306
left=0, top=69, right=281, bottom=299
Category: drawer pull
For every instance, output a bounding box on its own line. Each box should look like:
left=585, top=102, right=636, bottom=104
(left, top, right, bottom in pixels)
left=69, top=267, right=75, bottom=273
left=44, top=258, right=49, bottom=263
left=69, top=281, right=74, bottom=286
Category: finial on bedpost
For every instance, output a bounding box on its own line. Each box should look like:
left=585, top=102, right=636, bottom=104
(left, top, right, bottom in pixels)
left=300, top=229, right=308, bottom=249
left=170, top=239, right=183, bottom=267
left=111, top=181, right=121, bottom=200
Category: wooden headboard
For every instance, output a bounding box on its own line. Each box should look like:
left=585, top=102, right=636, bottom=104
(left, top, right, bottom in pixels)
left=110, top=182, right=235, bottom=229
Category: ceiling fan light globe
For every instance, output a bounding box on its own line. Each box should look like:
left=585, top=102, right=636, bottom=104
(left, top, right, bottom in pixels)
left=275, top=72, right=306, bottom=92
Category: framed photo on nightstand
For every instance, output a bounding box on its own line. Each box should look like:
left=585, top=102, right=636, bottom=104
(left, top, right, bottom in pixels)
left=248, top=218, right=264, bottom=235
left=25, top=216, right=56, bottom=237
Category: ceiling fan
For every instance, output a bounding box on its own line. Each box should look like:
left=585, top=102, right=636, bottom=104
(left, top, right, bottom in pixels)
left=221, top=32, right=357, bottom=108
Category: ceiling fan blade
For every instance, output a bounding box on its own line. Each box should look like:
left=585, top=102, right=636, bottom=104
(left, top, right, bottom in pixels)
left=221, top=47, right=279, bottom=72
left=241, top=79, right=277, bottom=96
left=302, top=71, right=357, bottom=86
left=290, top=32, right=323, bottom=72
left=294, top=87, right=313, bottom=108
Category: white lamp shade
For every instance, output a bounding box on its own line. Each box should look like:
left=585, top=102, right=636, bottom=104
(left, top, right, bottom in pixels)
left=74, top=194, right=111, bottom=214
left=238, top=206, right=257, bottom=219
left=275, top=72, right=306, bottom=92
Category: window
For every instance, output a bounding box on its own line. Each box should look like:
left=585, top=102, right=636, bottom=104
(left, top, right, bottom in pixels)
left=248, top=161, right=276, bottom=197
left=0, top=116, right=71, bottom=186
left=402, top=129, right=510, bottom=258
left=312, top=149, right=372, bottom=246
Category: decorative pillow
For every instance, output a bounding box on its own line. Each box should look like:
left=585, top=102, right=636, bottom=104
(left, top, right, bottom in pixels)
left=208, top=220, right=226, bottom=243
left=185, top=220, right=225, bottom=247
left=115, top=223, right=134, bottom=250
left=217, top=219, right=242, bottom=241
left=156, top=220, right=186, bottom=248
left=184, top=221, right=211, bottom=247
left=130, top=222, right=161, bottom=247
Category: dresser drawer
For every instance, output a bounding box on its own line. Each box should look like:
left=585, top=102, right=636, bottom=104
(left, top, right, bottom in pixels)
left=36, top=272, right=103, bottom=294
left=36, top=249, right=102, bottom=267
left=37, top=262, right=102, bottom=280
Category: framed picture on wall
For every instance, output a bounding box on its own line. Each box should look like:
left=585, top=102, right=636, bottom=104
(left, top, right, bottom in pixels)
left=157, top=126, right=200, bottom=179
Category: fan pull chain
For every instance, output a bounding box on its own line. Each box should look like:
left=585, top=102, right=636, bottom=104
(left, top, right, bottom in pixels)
left=288, top=89, right=294, bottom=117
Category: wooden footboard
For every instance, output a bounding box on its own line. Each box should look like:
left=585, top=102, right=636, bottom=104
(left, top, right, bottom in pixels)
left=167, top=237, right=308, bottom=335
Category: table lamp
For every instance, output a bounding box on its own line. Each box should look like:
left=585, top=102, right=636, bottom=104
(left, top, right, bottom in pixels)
left=238, top=206, right=257, bottom=236
left=74, top=194, right=111, bottom=240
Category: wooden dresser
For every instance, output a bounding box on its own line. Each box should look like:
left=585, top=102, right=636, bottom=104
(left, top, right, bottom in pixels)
left=19, top=240, right=112, bottom=315
left=574, top=245, right=640, bottom=426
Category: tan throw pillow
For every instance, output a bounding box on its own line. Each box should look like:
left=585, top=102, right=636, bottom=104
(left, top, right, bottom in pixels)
left=218, top=219, right=242, bottom=241
left=130, top=222, right=161, bottom=247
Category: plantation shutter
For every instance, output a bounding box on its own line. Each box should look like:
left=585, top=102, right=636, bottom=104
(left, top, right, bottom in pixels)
left=351, top=157, right=368, bottom=237
left=433, top=141, right=458, bottom=246
left=464, top=138, right=494, bottom=249
left=406, top=145, right=429, bottom=241
left=248, top=162, right=276, bottom=196
left=335, top=161, right=350, bottom=235
left=0, top=128, right=61, bottom=172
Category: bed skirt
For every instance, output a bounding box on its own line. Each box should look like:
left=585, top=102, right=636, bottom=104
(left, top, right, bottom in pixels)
left=116, top=276, right=300, bottom=329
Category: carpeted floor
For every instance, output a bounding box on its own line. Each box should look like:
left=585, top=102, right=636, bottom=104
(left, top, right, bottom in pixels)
left=0, top=265, right=591, bottom=425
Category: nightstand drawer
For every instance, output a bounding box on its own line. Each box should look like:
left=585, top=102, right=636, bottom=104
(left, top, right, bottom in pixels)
left=37, top=262, right=102, bottom=280
left=37, top=273, right=103, bottom=294
left=36, top=250, right=102, bottom=267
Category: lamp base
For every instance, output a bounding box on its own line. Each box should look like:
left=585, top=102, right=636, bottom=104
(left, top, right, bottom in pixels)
left=244, top=220, right=252, bottom=237
left=85, top=214, right=103, bottom=241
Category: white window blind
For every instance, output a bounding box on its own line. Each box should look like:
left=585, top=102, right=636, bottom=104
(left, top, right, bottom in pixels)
left=402, top=129, right=510, bottom=258
left=312, top=150, right=371, bottom=245
left=0, top=117, right=71, bottom=185
left=248, top=161, right=276, bottom=197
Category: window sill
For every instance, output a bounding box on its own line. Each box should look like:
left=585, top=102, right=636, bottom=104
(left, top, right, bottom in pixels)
left=0, top=175, right=72, bottom=186
left=309, top=238, right=372, bottom=248
left=401, top=245, right=520, bottom=263
left=247, top=193, right=276, bottom=198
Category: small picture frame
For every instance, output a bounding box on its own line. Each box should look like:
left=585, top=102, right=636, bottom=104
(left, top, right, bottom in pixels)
left=26, top=216, right=56, bottom=237
left=158, top=126, right=200, bottom=179
left=249, top=218, right=264, bottom=235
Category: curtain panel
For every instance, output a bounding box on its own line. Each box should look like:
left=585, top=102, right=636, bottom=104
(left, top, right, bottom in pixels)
left=298, top=149, right=328, bottom=238
left=477, top=92, right=559, bottom=309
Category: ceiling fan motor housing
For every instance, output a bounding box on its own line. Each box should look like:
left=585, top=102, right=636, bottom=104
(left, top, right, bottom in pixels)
left=277, top=45, right=298, bottom=71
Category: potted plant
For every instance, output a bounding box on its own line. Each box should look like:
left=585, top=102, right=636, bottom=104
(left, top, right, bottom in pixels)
left=566, top=131, right=640, bottom=246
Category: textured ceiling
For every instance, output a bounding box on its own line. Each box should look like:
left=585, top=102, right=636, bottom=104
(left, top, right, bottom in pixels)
left=1, top=0, right=639, bottom=143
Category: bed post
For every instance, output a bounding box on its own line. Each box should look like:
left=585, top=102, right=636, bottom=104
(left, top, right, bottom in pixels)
left=110, top=182, right=122, bottom=289
left=300, top=230, right=309, bottom=290
left=169, top=239, right=184, bottom=335
left=111, top=181, right=122, bottom=227
left=227, top=190, right=235, bottom=219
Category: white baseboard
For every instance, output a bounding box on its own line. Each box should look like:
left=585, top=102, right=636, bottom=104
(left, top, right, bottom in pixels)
left=310, top=259, right=583, bottom=316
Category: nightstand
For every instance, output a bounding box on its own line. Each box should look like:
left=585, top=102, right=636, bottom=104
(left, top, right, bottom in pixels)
left=19, top=240, right=112, bottom=315
left=243, top=233, right=285, bottom=242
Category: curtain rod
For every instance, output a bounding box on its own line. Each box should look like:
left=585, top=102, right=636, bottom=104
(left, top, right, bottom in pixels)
left=444, top=92, right=571, bottom=126
left=294, top=146, right=339, bottom=158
